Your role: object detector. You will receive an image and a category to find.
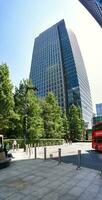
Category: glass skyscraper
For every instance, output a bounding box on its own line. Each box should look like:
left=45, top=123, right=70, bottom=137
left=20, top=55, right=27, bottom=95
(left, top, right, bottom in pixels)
left=30, top=20, right=93, bottom=127
left=96, top=103, right=102, bottom=116
left=79, top=0, right=102, bottom=27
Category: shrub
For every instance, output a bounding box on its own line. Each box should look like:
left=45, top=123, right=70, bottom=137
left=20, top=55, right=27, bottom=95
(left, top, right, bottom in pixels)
left=4, top=138, right=64, bottom=148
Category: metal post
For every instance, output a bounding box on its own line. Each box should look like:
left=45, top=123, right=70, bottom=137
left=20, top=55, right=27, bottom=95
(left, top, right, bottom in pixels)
left=58, top=148, right=61, bottom=164
left=35, top=145, right=37, bottom=159
left=76, top=150, right=81, bottom=170
left=44, top=147, right=46, bottom=160
left=29, top=144, right=31, bottom=158
left=26, top=144, right=28, bottom=155
left=23, top=114, right=27, bottom=152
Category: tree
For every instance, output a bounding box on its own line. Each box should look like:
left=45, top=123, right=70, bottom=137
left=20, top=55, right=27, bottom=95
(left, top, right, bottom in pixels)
left=14, top=79, right=44, bottom=141
left=62, top=112, right=70, bottom=140
left=42, top=92, right=64, bottom=138
left=68, top=104, right=84, bottom=141
left=0, top=63, right=14, bottom=135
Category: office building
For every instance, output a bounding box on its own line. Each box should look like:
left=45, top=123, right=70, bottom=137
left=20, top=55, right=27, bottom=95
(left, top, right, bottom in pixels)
left=79, top=0, right=102, bottom=27
left=30, top=20, right=93, bottom=127
left=96, top=103, right=102, bottom=115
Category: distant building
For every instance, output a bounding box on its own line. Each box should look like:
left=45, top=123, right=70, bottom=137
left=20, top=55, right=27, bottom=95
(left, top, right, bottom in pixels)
left=79, top=0, right=102, bottom=27
left=30, top=19, right=93, bottom=127
left=96, top=103, right=102, bottom=115
left=93, top=115, right=102, bottom=125
left=92, top=104, right=102, bottom=125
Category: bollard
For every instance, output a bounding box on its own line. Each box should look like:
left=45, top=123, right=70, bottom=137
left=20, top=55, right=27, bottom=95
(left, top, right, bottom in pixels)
left=26, top=144, right=28, bottom=155
left=44, top=147, right=47, bottom=160
left=34, top=145, right=37, bottom=159
left=29, top=145, right=31, bottom=158
left=58, top=148, right=61, bottom=164
left=76, top=150, right=81, bottom=170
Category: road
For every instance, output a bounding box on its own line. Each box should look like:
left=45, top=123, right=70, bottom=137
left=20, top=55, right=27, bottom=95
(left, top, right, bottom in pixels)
left=54, top=142, right=102, bottom=171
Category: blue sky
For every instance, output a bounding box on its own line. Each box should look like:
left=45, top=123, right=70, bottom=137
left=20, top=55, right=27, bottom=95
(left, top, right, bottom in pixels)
left=0, top=0, right=76, bottom=85
left=0, top=0, right=102, bottom=111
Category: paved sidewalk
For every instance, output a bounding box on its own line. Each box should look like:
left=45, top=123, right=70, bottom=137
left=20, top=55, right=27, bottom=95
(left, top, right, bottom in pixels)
left=10, top=142, right=92, bottom=161
left=0, top=153, right=102, bottom=200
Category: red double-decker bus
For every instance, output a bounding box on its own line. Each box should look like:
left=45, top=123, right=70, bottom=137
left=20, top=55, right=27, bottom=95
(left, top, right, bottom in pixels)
left=92, top=122, right=102, bottom=151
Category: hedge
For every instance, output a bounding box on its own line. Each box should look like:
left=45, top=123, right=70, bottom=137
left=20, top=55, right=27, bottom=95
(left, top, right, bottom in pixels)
left=4, top=138, right=64, bottom=148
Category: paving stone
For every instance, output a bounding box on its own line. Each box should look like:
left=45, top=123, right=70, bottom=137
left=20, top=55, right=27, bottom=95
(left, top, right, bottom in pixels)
left=0, top=144, right=102, bottom=200
left=60, top=193, right=77, bottom=200
left=6, top=193, right=26, bottom=200
left=68, top=186, right=85, bottom=197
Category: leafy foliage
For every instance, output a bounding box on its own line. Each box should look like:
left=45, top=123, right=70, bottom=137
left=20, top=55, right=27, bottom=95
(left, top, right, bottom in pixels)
left=62, top=112, right=70, bottom=140
left=42, top=92, right=64, bottom=138
left=0, top=64, right=14, bottom=135
left=0, top=63, right=85, bottom=141
left=68, top=104, right=84, bottom=141
left=14, top=80, right=44, bottom=141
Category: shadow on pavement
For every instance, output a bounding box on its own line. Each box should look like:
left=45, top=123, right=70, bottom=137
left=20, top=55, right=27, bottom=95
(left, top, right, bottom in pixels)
left=53, top=150, right=102, bottom=171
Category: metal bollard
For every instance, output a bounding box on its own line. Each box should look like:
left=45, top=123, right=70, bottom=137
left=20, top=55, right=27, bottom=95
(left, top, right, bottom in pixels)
left=26, top=144, right=28, bottom=155
left=34, top=145, right=37, bottom=159
left=44, top=147, right=47, bottom=160
left=58, top=148, right=61, bottom=164
left=76, top=150, right=81, bottom=170
left=29, top=145, right=31, bottom=158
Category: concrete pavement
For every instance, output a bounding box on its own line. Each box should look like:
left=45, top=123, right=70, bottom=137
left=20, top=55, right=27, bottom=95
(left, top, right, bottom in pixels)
left=11, top=142, right=92, bottom=161
left=0, top=143, right=102, bottom=200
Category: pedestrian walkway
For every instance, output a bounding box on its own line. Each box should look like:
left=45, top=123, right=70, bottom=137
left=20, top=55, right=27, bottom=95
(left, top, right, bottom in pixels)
left=10, top=142, right=92, bottom=161
left=0, top=146, right=102, bottom=200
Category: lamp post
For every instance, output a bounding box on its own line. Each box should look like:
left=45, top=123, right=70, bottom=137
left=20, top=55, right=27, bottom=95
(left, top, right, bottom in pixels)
left=23, top=86, right=38, bottom=151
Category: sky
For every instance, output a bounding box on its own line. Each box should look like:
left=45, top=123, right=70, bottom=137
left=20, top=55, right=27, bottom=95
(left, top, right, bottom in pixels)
left=0, top=0, right=102, bottom=112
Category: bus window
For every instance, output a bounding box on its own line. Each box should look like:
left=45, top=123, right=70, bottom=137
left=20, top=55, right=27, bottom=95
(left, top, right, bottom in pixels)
left=93, top=124, right=102, bottom=131
left=94, top=137, right=102, bottom=143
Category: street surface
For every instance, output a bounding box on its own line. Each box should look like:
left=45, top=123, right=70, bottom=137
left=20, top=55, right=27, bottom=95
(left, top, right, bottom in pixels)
left=0, top=143, right=101, bottom=200
left=11, top=142, right=102, bottom=171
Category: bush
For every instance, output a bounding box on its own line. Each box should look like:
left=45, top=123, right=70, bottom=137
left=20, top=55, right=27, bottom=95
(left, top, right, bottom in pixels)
left=4, top=138, right=64, bottom=148
left=4, top=139, right=24, bottom=149
left=33, top=139, right=64, bottom=146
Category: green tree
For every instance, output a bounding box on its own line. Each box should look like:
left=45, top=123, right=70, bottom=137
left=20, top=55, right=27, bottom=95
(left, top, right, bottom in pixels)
left=14, top=79, right=44, bottom=142
left=0, top=63, right=14, bottom=135
left=62, top=112, right=69, bottom=140
left=42, top=92, right=64, bottom=138
left=68, top=104, right=84, bottom=141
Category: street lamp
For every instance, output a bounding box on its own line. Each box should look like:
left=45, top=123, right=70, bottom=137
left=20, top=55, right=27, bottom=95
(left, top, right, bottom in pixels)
left=23, top=86, right=38, bottom=151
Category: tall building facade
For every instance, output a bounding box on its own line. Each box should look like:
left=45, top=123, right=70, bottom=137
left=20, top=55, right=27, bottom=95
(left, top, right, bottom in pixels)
left=96, top=103, right=102, bottom=115
left=79, top=0, right=102, bottom=27
left=30, top=20, right=93, bottom=127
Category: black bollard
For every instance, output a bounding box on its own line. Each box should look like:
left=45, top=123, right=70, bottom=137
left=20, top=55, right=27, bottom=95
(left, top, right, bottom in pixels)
left=76, top=150, right=81, bottom=170
left=58, top=148, right=61, bottom=164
